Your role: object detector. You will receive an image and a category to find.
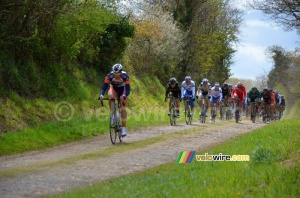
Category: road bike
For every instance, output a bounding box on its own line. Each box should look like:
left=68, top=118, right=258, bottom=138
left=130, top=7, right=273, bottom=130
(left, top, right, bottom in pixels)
left=184, top=95, right=193, bottom=125
left=220, top=99, right=226, bottom=121
left=275, top=104, right=282, bottom=120
left=233, top=98, right=240, bottom=123
left=261, top=102, right=270, bottom=123
left=225, top=99, right=233, bottom=120
left=168, top=96, right=179, bottom=126
left=250, top=102, right=257, bottom=123
left=211, top=102, right=217, bottom=123
left=199, top=97, right=207, bottom=124
left=101, top=98, right=123, bottom=144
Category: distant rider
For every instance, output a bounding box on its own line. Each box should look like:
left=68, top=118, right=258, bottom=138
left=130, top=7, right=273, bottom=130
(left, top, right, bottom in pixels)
left=247, top=86, right=261, bottom=120
left=181, top=76, right=196, bottom=118
left=165, top=77, right=181, bottom=117
left=210, top=83, right=222, bottom=120
left=196, top=78, right=211, bottom=118
left=231, top=82, right=247, bottom=121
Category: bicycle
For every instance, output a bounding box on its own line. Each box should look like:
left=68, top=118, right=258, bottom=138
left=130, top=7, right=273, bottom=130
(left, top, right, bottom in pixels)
left=101, top=98, right=123, bottom=144
left=211, top=102, right=217, bottom=123
left=168, top=96, right=179, bottom=126
left=225, top=99, right=232, bottom=120
left=261, top=102, right=270, bottom=123
left=184, top=95, right=193, bottom=125
left=250, top=102, right=257, bottom=123
left=275, top=104, right=282, bottom=120
left=233, top=98, right=240, bottom=123
left=220, top=99, right=226, bottom=121
left=199, top=97, right=207, bottom=124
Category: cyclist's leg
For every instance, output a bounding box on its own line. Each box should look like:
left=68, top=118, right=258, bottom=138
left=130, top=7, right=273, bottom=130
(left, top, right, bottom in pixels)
left=189, top=95, right=195, bottom=115
left=176, top=97, right=180, bottom=116
left=168, top=98, right=171, bottom=114
left=108, top=85, right=117, bottom=110
left=210, top=97, right=216, bottom=117
left=118, top=90, right=128, bottom=135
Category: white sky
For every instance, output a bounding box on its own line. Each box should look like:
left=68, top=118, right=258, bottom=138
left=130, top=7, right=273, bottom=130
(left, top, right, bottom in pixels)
left=231, top=3, right=299, bottom=80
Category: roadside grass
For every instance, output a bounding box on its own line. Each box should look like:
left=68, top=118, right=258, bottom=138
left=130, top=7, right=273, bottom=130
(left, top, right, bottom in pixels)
left=52, top=119, right=300, bottom=198
left=0, top=106, right=172, bottom=156
left=0, top=75, right=174, bottom=156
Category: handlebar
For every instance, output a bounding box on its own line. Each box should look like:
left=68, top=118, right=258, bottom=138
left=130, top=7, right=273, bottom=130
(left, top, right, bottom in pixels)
left=99, top=97, right=125, bottom=106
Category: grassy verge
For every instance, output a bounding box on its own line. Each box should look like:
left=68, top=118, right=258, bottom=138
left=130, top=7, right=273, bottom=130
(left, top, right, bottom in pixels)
left=52, top=119, right=300, bottom=198
left=0, top=76, right=172, bottom=156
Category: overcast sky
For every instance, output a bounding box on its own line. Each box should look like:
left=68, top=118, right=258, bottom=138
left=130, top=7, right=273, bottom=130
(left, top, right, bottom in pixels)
left=231, top=3, right=299, bottom=80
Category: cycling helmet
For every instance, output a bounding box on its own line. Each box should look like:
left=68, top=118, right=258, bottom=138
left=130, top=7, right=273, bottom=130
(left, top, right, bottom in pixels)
left=202, top=78, right=208, bottom=83
left=169, top=77, right=177, bottom=84
left=275, top=90, right=279, bottom=94
left=215, top=83, right=220, bottom=88
left=223, top=83, right=228, bottom=87
left=237, top=82, right=242, bottom=88
left=281, top=95, right=284, bottom=98
left=269, top=88, right=273, bottom=92
left=251, top=86, right=257, bottom=91
left=185, top=76, right=191, bottom=82
left=112, top=63, right=123, bottom=73
left=263, top=87, right=268, bottom=91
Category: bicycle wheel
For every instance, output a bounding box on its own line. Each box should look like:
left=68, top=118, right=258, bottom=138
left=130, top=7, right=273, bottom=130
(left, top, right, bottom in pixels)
left=212, top=109, right=216, bottom=123
left=220, top=106, right=225, bottom=121
left=235, top=109, right=239, bottom=123
left=185, top=104, right=191, bottom=124
left=110, top=113, right=117, bottom=144
left=170, top=105, right=176, bottom=126
left=200, top=107, right=206, bottom=123
left=251, top=104, right=256, bottom=123
left=117, top=126, right=123, bottom=143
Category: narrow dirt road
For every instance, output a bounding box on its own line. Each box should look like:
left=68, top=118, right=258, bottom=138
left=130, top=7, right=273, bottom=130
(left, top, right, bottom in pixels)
left=0, top=119, right=266, bottom=198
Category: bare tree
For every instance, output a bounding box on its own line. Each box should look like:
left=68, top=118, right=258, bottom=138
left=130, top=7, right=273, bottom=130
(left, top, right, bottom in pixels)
left=249, top=0, right=300, bottom=34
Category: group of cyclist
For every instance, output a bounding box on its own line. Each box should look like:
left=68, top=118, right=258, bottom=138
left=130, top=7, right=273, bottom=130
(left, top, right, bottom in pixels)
left=165, top=76, right=286, bottom=121
left=248, top=87, right=285, bottom=121
left=97, top=63, right=286, bottom=138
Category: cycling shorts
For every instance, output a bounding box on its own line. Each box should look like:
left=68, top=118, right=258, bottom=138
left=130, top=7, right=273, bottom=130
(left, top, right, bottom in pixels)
left=210, top=96, right=221, bottom=104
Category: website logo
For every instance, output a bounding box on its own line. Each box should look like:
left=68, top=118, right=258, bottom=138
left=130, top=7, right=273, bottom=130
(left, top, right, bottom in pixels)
left=176, top=151, right=196, bottom=163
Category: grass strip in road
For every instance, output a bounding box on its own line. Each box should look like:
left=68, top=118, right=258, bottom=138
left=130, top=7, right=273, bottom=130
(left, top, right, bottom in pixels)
left=0, top=121, right=233, bottom=178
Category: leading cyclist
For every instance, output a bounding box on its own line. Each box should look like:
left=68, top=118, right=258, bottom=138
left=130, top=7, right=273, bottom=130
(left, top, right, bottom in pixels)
left=98, top=63, right=130, bottom=137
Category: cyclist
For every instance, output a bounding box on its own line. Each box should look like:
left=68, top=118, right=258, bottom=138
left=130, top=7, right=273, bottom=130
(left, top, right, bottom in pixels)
left=259, top=87, right=271, bottom=121
left=210, top=83, right=222, bottom=120
left=269, top=88, right=276, bottom=120
left=274, top=90, right=282, bottom=118
left=247, top=86, right=261, bottom=120
left=165, top=77, right=181, bottom=118
left=181, top=76, right=196, bottom=118
left=231, top=82, right=247, bottom=121
left=220, top=83, right=231, bottom=117
left=197, top=78, right=211, bottom=118
left=281, top=95, right=286, bottom=111
left=98, top=63, right=130, bottom=137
